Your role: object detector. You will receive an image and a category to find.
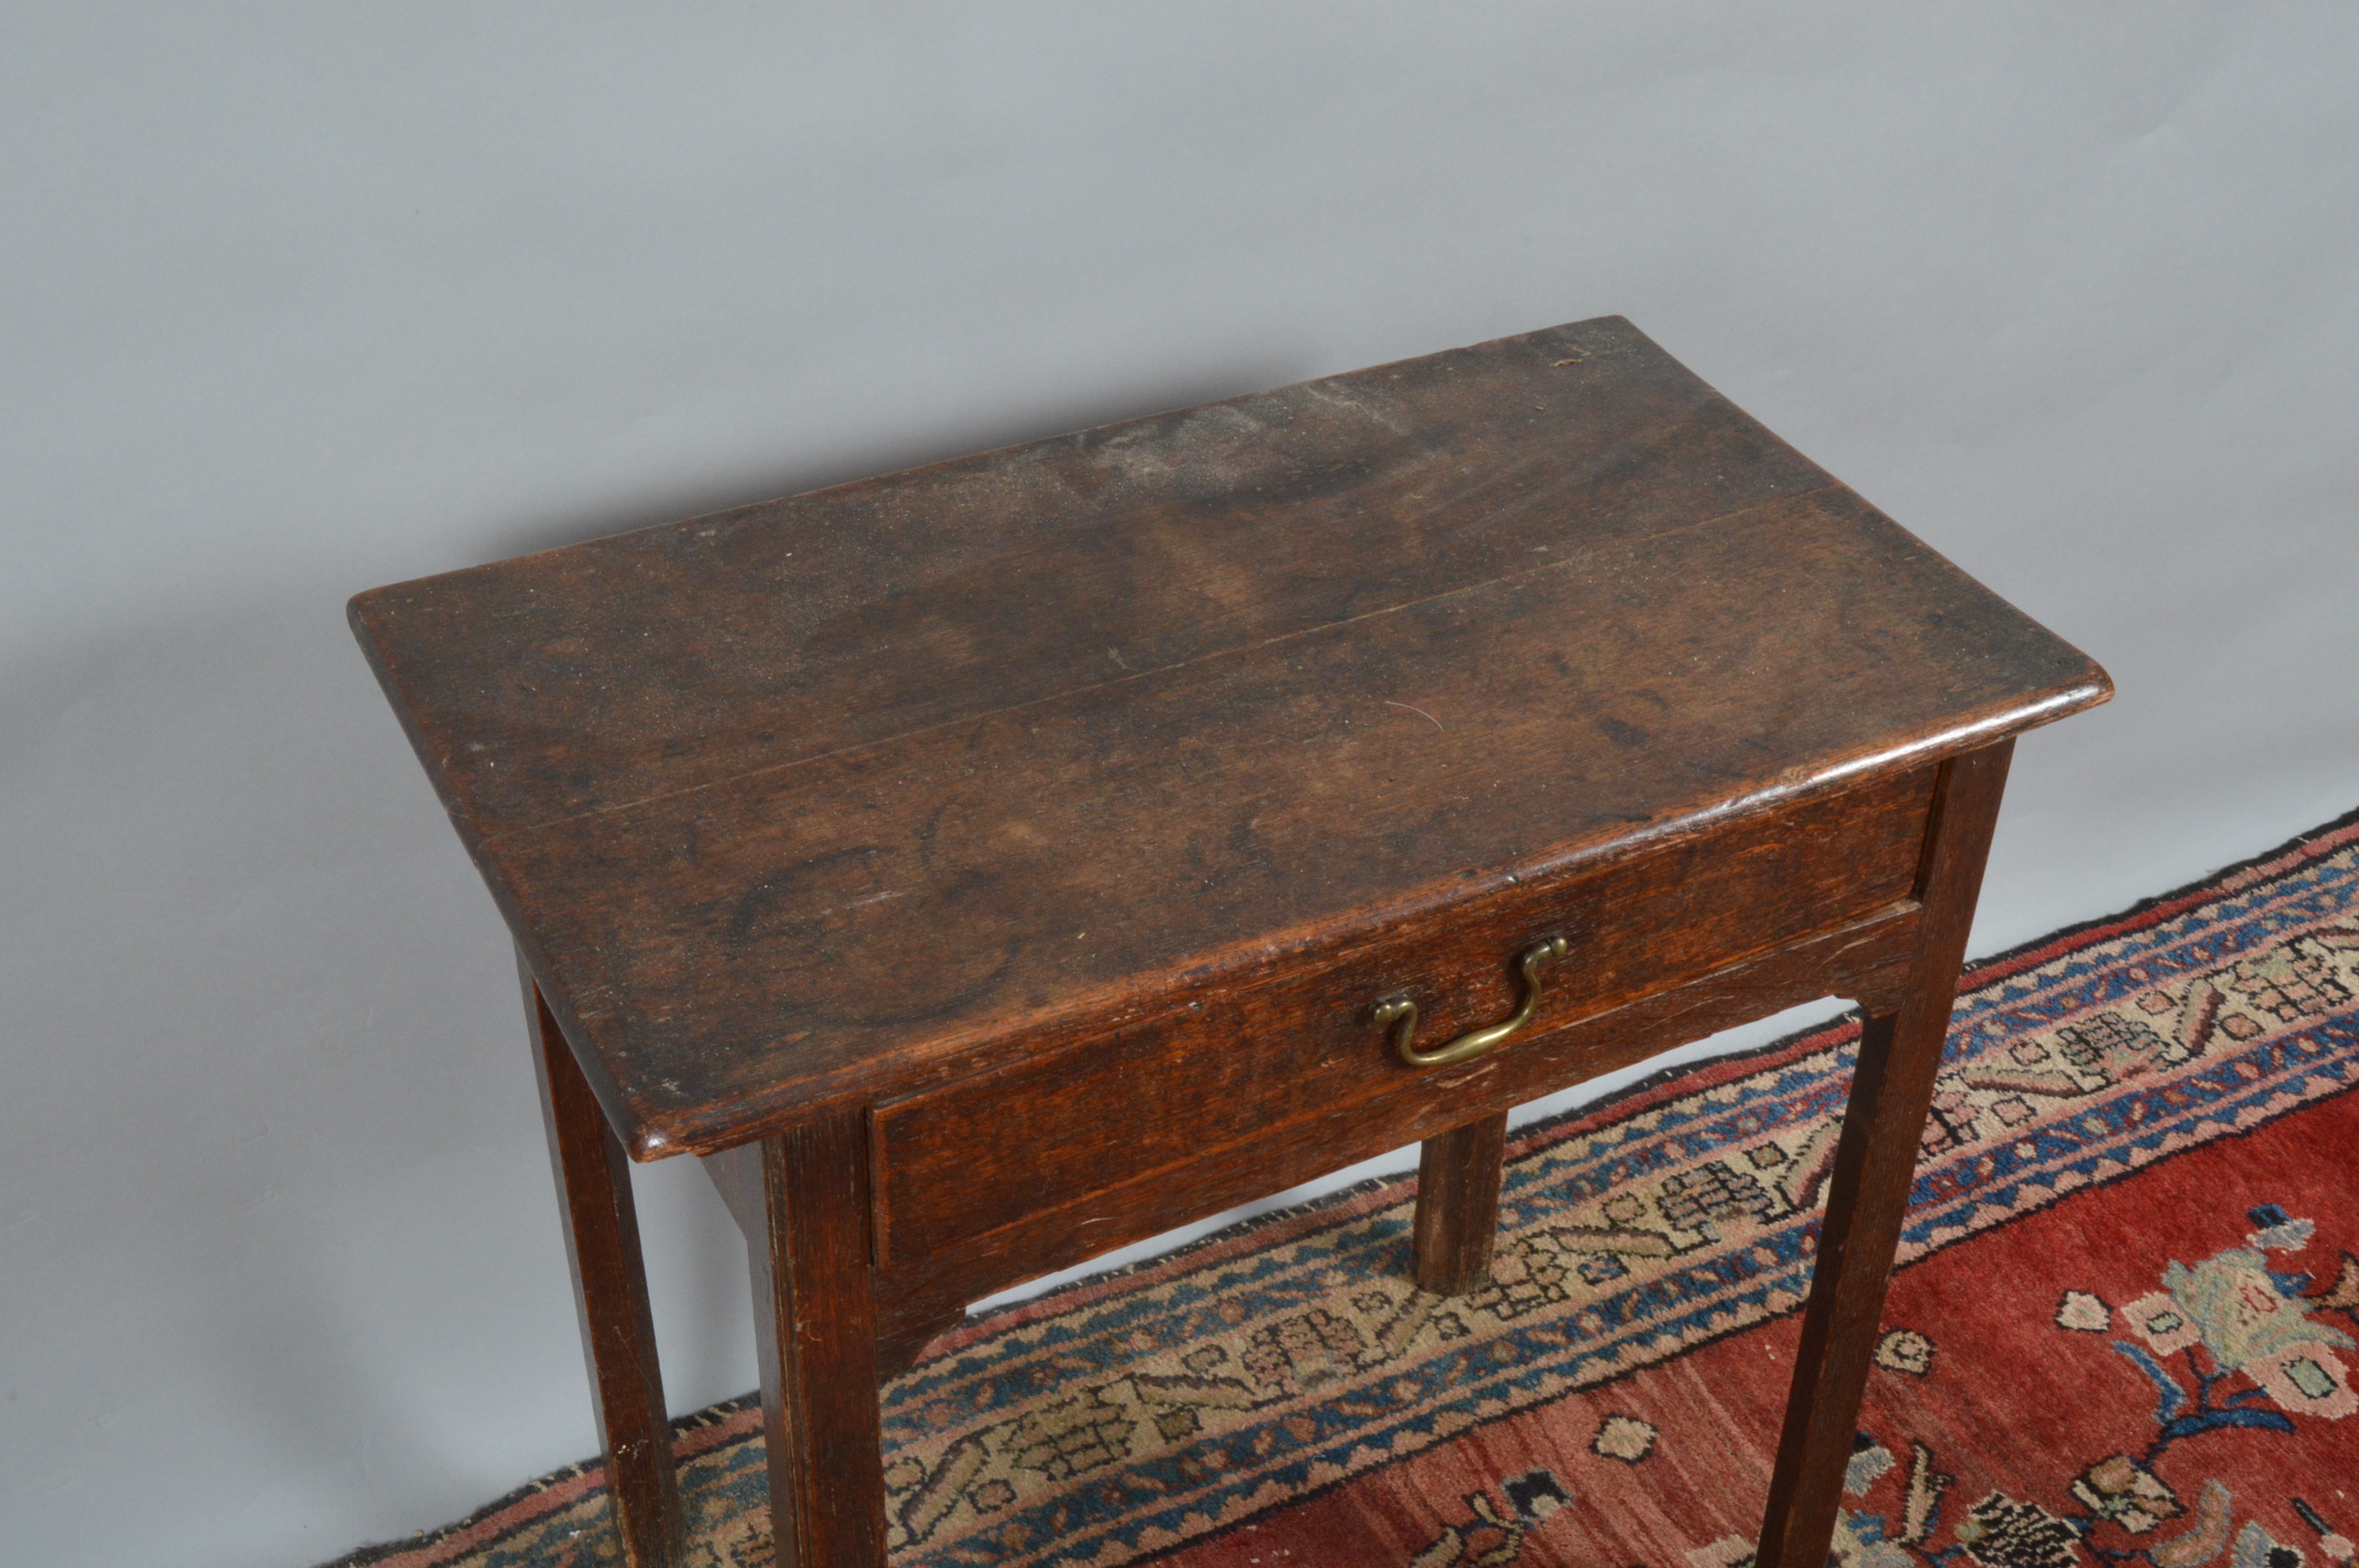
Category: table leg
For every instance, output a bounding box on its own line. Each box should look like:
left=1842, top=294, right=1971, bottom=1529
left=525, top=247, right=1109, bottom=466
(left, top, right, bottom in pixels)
left=745, top=1112, right=889, bottom=1568
left=522, top=961, right=682, bottom=1568
left=1413, top=1111, right=1509, bottom=1294
left=1754, top=740, right=2014, bottom=1568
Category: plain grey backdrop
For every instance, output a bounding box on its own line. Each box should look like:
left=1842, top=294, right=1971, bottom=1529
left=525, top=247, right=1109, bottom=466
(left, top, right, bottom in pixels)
left=4, top=6, right=2354, bottom=1565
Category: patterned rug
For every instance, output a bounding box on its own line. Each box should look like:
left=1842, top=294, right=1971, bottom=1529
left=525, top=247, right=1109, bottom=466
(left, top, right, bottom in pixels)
left=333, top=805, right=2359, bottom=1568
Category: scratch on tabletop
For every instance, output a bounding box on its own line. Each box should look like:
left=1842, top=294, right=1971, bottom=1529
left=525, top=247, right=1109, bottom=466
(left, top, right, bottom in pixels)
left=1386, top=701, right=1446, bottom=732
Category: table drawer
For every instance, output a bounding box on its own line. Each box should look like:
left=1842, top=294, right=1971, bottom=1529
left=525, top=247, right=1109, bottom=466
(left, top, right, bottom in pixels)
left=870, top=765, right=1935, bottom=1272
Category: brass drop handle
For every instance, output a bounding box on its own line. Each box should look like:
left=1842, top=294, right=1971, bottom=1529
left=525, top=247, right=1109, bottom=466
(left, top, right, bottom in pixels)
left=1376, top=935, right=1570, bottom=1069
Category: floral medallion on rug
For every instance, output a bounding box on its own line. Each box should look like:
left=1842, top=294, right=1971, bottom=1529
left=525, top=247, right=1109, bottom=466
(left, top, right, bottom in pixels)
left=331, top=805, right=2359, bottom=1568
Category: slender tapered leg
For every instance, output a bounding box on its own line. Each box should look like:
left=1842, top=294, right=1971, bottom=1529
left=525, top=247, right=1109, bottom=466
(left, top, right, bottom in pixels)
left=521, top=956, right=682, bottom=1568
left=746, top=1112, right=889, bottom=1568
left=1754, top=740, right=2014, bottom=1568
left=1413, top=1111, right=1510, bottom=1295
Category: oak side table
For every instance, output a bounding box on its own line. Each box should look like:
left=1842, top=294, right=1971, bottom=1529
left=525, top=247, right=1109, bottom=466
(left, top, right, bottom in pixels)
left=351, top=318, right=2110, bottom=1568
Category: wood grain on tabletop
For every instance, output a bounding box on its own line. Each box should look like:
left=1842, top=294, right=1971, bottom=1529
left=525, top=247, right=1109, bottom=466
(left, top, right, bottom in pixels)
left=349, top=318, right=2110, bottom=1156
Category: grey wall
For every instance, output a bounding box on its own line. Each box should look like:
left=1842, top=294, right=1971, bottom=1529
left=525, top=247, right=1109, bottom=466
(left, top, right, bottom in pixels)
left=4, top=7, right=2354, bottom=1565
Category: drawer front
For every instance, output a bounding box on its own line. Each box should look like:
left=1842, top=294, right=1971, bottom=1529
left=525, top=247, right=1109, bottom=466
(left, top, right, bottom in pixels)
left=870, top=766, right=1935, bottom=1270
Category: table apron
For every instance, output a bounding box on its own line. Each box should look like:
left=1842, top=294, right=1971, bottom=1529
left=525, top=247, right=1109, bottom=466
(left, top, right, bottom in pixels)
left=872, top=898, right=1917, bottom=1359
left=867, top=767, right=1939, bottom=1355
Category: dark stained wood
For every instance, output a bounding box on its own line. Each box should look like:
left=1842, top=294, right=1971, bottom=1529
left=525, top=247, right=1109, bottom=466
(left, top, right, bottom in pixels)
left=356, top=321, right=2112, bottom=1566
left=875, top=1296, right=969, bottom=1384
left=521, top=958, right=681, bottom=1568
left=870, top=767, right=1932, bottom=1267
left=743, top=1114, right=887, bottom=1568
left=351, top=319, right=2110, bottom=1159
left=1754, top=741, right=2016, bottom=1568
left=871, top=894, right=1925, bottom=1368
left=354, top=317, right=1829, bottom=840
left=1414, top=1112, right=1509, bottom=1296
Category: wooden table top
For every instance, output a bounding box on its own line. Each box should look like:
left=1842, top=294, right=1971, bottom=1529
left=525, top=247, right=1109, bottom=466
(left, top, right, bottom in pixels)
left=352, top=317, right=2110, bottom=1157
